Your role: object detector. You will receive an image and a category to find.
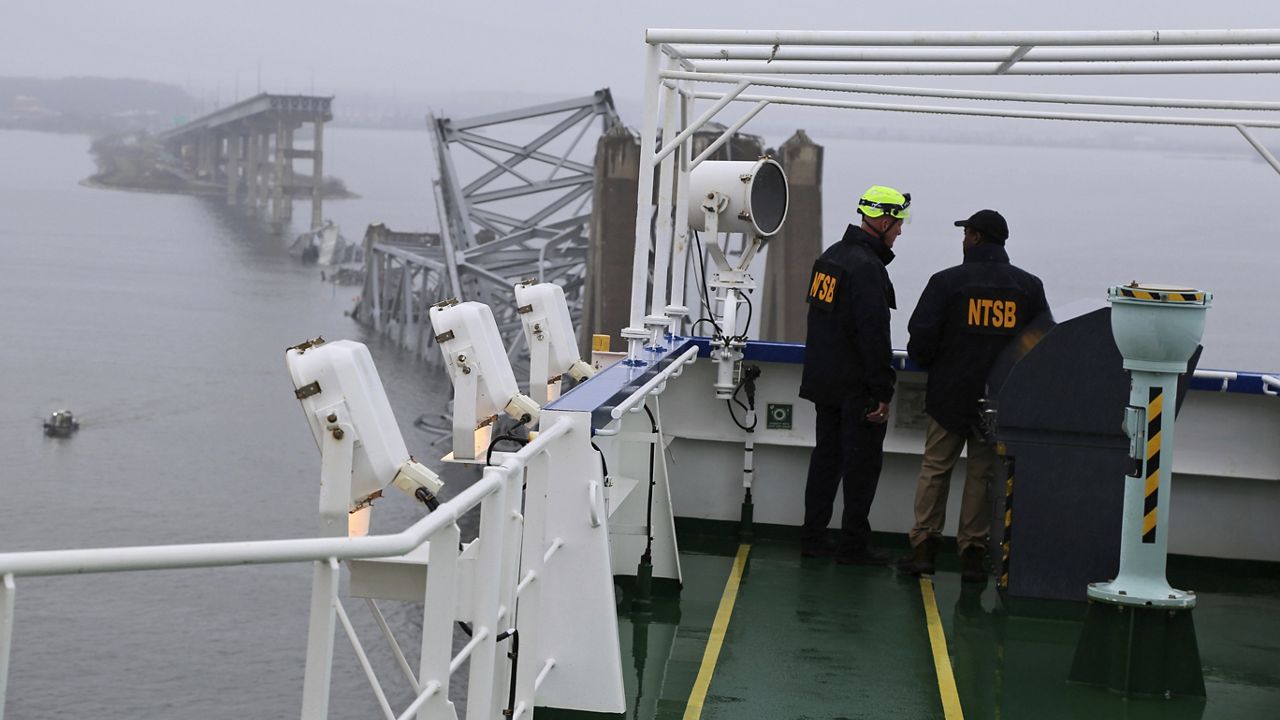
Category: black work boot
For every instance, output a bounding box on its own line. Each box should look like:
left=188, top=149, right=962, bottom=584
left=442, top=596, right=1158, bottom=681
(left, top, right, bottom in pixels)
left=961, top=545, right=989, bottom=584
left=894, top=536, right=941, bottom=575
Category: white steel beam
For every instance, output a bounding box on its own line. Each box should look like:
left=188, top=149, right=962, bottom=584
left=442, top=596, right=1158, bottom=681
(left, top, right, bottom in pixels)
left=653, top=81, right=751, bottom=165
left=629, top=44, right=662, bottom=333
left=1235, top=125, right=1280, bottom=176
left=690, top=100, right=770, bottom=169
left=647, top=28, right=1280, bottom=47
left=686, top=59, right=1280, bottom=75
left=669, top=44, right=1280, bottom=63
left=662, top=70, right=1280, bottom=112
left=689, top=90, right=1280, bottom=129
left=996, top=45, right=1035, bottom=74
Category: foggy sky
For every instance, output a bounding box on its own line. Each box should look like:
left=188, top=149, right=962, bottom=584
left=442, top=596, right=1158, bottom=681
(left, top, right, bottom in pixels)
left=5, top=1, right=1280, bottom=108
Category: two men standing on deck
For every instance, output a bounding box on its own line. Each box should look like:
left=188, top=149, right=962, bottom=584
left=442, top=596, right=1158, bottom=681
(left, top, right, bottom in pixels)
left=895, top=210, right=1049, bottom=581
left=800, top=196, right=1049, bottom=579
left=799, top=185, right=908, bottom=565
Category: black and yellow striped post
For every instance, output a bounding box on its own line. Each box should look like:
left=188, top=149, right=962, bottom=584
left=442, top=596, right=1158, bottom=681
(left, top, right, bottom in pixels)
left=999, top=457, right=1014, bottom=591
left=1142, top=387, right=1162, bottom=544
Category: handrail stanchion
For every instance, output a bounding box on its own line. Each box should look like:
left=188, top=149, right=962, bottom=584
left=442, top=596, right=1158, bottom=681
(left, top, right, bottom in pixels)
left=416, top=522, right=459, bottom=720
left=514, top=452, right=552, bottom=715
left=467, top=467, right=509, bottom=720
left=300, top=557, right=341, bottom=720
left=0, top=574, right=14, bottom=720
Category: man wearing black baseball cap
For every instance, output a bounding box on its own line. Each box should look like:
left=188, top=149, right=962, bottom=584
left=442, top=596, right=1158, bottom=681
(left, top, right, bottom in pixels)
left=895, top=209, right=1050, bottom=581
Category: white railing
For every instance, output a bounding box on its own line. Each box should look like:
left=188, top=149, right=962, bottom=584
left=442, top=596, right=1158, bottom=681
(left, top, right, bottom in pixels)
left=0, top=418, right=577, bottom=720
left=593, top=345, right=698, bottom=436
left=1263, top=375, right=1280, bottom=397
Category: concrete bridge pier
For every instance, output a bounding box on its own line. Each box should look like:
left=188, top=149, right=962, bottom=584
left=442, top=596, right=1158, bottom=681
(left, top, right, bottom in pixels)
left=225, top=134, right=241, bottom=205
left=159, top=93, right=332, bottom=232
left=310, top=119, right=324, bottom=230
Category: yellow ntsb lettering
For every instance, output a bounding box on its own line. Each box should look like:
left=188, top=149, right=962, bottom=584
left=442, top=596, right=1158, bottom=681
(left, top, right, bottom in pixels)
left=968, top=298, right=1018, bottom=330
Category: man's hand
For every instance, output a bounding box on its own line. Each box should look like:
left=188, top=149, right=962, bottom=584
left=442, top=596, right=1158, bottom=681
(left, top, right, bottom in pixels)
left=865, top=401, right=890, bottom=424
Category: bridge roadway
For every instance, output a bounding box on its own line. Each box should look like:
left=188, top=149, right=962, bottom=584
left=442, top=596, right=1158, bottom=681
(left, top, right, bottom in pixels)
left=158, top=93, right=333, bottom=231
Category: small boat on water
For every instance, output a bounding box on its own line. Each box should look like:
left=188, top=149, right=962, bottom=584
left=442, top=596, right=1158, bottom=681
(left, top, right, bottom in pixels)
left=42, top=409, right=79, bottom=438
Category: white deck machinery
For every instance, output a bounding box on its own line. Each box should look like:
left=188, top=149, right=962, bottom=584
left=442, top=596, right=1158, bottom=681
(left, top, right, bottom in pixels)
left=1070, top=285, right=1212, bottom=697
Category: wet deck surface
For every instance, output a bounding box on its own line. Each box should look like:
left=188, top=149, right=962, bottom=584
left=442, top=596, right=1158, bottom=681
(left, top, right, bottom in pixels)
left=612, top=534, right=1280, bottom=720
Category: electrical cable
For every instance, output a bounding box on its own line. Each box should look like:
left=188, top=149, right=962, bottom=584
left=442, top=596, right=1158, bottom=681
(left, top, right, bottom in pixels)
left=590, top=441, right=610, bottom=479
left=486, top=433, right=530, bottom=466
left=641, top=404, right=659, bottom=565
left=691, top=230, right=723, bottom=339
left=496, top=629, right=519, bottom=718
left=688, top=318, right=719, bottom=336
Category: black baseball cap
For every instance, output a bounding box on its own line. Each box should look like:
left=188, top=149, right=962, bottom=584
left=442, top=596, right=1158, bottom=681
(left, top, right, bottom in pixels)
left=954, top=209, right=1009, bottom=242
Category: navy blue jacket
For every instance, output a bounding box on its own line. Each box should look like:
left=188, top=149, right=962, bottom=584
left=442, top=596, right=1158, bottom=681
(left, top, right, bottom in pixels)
left=800, top=225, right=897, bottom=406
left=907, top=243, right=1049, bottom=434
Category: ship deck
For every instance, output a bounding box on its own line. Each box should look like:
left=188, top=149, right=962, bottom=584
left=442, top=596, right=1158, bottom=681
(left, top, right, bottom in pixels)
left=592, top=525, right=1280, bottom=720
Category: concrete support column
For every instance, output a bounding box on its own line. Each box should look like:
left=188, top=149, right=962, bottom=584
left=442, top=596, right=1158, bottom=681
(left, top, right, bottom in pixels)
left=258, top=133, right=270, bottom=209
left=225, top=134, right=241, bottom=205
left=272, top=117, right=286, bottom=232
left=761, top=129, right=824, bottom=342
left=311, top=119, right=325, bottom=230
left=245, top=131, right=260, bottom=210
left=283, top=126, right=295, bottom=221
left=582, top=125, right=640, bottom=357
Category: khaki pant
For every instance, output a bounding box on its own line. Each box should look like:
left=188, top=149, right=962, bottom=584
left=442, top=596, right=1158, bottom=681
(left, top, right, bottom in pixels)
left=909, top=417, right=998, bottom=552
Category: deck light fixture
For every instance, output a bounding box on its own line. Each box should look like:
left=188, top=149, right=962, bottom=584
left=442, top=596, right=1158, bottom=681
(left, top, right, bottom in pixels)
left=686, top=158, right=788, bottom=399
left=429, top=301, right=541, bottom=461
left=515, top=280, right=595, bottom=407
left=286, top=338, right=445, bottom=537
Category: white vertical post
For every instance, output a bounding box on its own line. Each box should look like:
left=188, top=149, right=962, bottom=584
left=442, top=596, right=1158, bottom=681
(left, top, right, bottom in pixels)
left=300, top=557, right=340, bottom=720
left=0, top=573, right=14, bottom=720
left=666, top=85, right=694, bottom=329
left=417, top=524, right=460, bottom=720
left=465, top=472, right=508, bottom=720
left=649, top=54, right=680, bottom=321
left=625, top=44, right=662, bottom=351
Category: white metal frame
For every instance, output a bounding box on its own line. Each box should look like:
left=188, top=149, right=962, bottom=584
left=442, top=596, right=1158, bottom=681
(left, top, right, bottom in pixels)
left=620, top=28, right=1280, bottom=363
left=0, top=412, right=628, bottom=720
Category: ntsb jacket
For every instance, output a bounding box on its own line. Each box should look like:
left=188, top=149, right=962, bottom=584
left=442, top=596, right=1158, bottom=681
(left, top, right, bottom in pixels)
left=799, top=224, right=897, bottom=406
left=906, top=243, right=1049, bottom=434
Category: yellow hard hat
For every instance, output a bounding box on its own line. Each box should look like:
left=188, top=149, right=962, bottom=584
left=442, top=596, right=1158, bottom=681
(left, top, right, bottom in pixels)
left=857, top=185, right=911, bottom=220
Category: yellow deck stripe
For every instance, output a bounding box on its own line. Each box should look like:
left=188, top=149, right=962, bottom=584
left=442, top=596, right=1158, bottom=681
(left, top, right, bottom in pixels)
left=683, top=543, right=750, bottom=720
left=920, top=578, right=965, bottom=720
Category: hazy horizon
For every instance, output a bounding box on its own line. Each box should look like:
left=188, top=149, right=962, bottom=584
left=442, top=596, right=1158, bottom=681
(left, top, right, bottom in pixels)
left=6, top=2, right=1280, bottom=108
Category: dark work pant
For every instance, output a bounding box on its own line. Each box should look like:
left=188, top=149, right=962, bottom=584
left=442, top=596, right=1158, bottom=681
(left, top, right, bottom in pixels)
left=802, top=397, right=889, bottom=551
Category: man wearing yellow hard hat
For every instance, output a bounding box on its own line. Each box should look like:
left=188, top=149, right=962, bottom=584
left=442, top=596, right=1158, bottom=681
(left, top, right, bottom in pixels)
left=798, top=184, right=909, bottom=564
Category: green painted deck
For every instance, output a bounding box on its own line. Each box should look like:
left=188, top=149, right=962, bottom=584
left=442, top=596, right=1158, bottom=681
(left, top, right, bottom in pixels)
left=611, top=531, right=1280, bottom=720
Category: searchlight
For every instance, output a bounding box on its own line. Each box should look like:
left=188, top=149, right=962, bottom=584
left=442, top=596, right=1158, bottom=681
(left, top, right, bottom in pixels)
left=687, top=158, right=788, bottom=399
